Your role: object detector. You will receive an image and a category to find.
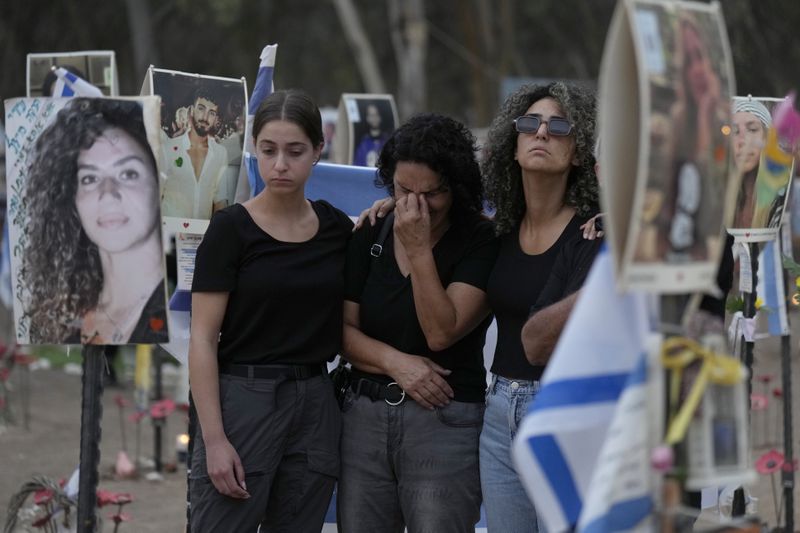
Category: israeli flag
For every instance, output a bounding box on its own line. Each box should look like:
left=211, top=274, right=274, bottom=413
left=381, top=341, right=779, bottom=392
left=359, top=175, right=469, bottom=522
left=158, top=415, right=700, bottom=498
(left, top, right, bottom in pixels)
left=577, top=348, right=660, bottom=532
left=240, top=44, right=277, bottom=199
left=512, top=248, right=652, bottom=532
left=51, top=66, right=103, bottom=98
left=757, top=238, right=789, bottom=336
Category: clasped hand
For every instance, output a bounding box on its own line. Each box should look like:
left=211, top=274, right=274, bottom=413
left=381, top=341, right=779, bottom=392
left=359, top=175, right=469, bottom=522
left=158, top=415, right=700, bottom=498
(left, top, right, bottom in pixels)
left=389, top=353, right=453, bottom=410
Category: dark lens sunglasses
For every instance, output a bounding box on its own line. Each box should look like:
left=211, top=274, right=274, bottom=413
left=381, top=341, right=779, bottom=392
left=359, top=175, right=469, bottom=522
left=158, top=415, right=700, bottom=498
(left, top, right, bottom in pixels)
left=514, top=114, right=573, bottom=136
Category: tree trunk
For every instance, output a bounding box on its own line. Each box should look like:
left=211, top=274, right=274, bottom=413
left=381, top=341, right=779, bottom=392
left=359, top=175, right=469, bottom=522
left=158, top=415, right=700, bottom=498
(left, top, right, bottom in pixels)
left=330, top=0, right=387, bottom=94
left=124, top=0, right=160, bottom=81
left=388, top=0, right=427, bottom=119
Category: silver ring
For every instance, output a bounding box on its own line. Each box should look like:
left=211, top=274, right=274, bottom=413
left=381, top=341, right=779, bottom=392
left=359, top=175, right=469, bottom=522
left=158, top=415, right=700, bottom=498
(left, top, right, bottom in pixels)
left=385, top=382, right=406, bottom=406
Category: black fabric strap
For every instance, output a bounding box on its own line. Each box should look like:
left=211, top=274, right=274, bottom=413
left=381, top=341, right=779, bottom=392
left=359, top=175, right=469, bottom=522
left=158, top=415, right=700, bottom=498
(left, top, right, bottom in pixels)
left=369, top=213, right=394, bottom=258
left=220, top=363, right=324, bottom=380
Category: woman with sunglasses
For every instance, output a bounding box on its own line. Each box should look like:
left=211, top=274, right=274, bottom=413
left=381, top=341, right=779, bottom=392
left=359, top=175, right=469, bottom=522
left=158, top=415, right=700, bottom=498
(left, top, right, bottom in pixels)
left=480, top=82, right=600, bottom=532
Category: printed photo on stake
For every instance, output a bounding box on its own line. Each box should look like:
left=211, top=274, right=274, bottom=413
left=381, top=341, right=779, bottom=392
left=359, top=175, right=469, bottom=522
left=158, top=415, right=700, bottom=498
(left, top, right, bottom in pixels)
left=335, top=94, right=398, bottom=166
left=4, top=96, right=169, bottom=345
left=622, top=0, right=735, bottom=292
left=26, top=51, right=118, bottom=97
left=145, top=68, right=246, bottom=227
left=728, top=96, right=794, bottom=242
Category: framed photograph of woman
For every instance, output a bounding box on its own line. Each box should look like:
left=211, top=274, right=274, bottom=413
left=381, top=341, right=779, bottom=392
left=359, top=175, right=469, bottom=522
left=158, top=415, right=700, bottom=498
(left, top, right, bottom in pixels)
left=142, top=67, right=247, bottom=234
left=4, top=96, right=170, bottom=345
left=728, top=96, right=794, bottom=242
left=334, top=94, right=398, bottom=166
left=26, top=50, right=118, bottom=97
left=599, top=0, right=735, bottom=293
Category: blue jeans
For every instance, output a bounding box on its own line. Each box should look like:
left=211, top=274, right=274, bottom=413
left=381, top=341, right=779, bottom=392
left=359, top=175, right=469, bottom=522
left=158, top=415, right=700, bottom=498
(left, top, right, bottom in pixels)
left=479, top=375, right=542, bottom=533
left=337, top=388, right=484, bottom=533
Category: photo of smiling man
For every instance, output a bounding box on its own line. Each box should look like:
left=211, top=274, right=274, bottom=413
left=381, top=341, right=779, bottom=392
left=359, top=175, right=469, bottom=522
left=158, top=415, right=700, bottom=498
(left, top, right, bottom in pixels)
left=151, top=70, right=246, bottom=222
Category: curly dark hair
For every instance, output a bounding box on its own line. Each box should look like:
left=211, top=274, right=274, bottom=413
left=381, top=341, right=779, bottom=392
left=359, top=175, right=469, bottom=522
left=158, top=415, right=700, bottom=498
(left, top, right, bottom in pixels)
left=21, top=97, right=157, bottom=343
left=481, top=82, right=599, bottom=235
left=375, top=113, right=483, bottom=226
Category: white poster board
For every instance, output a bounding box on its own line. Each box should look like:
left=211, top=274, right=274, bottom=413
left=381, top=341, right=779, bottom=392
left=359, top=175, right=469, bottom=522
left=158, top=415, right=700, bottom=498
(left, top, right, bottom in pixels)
left=598, top=0, right=737, bottom=293
left=4, top=96, right=169, bottom=344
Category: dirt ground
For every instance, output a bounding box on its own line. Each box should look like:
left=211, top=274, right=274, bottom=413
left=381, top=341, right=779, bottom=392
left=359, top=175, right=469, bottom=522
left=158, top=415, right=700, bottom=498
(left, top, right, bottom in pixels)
left=0, top=350, right=189, bottom=532
left=1, top=313, right=800, bottom=532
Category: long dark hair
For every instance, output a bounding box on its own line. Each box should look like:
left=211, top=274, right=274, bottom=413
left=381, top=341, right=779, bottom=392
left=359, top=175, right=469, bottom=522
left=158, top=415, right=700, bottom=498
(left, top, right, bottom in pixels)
left=252, top=89, right=323, bottom=146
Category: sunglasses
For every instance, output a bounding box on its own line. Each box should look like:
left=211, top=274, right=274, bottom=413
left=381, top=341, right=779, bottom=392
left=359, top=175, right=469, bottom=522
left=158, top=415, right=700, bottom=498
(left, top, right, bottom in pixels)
left=514, top=114, right=573, bottom=136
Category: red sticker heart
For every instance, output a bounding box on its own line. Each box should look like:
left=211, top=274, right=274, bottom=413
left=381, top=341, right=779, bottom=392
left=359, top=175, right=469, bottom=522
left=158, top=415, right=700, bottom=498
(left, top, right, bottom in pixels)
left=149, top=317, right=165, bottom=332
left=745, top=232, right=751, bottom=237
left=182, top=222, right=190, bottom=228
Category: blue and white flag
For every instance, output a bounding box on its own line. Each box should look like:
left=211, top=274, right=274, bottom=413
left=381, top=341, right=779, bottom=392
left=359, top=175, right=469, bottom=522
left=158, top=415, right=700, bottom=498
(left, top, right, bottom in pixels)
left=512, top=248, right=652, bottom=533
left=52, top=67, right=103, bottom=97
left=237, top=44, right=277, bottom=200
left=576, top=345, right=661, bottom=533
left=757, top=237, right=789, bottom=336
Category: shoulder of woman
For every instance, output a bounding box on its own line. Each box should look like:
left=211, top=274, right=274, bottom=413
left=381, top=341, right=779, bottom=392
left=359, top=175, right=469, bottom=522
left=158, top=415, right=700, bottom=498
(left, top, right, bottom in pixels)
left=463, top=216, right=498, bottom=242
left=312, top=199, right=354, bottom=233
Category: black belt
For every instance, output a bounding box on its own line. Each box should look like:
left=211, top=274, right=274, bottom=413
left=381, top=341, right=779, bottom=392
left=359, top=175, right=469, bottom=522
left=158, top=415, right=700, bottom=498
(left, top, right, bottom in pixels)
left=220, top=363, right=324, bottom=380
left=351, top=378, right=406, bottom=406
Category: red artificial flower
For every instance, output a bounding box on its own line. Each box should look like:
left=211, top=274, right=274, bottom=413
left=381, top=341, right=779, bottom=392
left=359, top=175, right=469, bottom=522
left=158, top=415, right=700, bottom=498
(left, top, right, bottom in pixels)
left=783, top=459, right=799, bottom=472
left=114, top=394, right=130, bottom=408
left=13, top=353, right=36, bottom=366
left=31, top=512, right=53, bottom=528
left=773, top=388, right=783, bottom=399
left=128, top=411, right=147, bottom=423
left=0, top=367, right=9, bottom=382
left=109, top=512, right=132, bottom=523
left=113, top=492, right=133, bottom=505
left=33, top=488, right=53, bottom=505
left=756, top=374, right=774, bottom=384
left=750, top=393, right=769, bottom=411
left=150, top=398, right=176, bottom=419
left=756, top=449, right=785, bottom=475
left=96, top=489, right=133, bottom=507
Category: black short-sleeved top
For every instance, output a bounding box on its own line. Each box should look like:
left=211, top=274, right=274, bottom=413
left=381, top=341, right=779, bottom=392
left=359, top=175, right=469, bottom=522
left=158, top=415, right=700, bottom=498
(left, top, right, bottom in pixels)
left=487, top=215, right=599, bottom=380
left=344, top=216, right=499, bottom=402
left=192, top=200, right=353, bottom=365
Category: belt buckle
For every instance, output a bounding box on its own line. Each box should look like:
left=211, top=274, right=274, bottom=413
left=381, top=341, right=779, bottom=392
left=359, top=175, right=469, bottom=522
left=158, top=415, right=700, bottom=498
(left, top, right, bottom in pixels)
left=385, top=382, right=406, bottom=406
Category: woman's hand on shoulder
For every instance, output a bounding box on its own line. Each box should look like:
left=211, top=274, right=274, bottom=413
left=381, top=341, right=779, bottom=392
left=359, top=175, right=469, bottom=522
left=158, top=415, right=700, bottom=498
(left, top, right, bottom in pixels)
left=581, top=213, right=604, bottom=240
left=353, top=197, right=395, bottom=231
left=205, top=436, right=250, bottom=499
left=387, top=353, right=453, bottom=410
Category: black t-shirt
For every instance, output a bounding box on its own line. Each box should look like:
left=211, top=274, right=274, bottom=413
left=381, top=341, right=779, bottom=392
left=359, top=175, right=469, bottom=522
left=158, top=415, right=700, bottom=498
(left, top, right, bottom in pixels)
left=192, top=200, right=353, bottom=365
left=487, top=215, right=599, bottom=380
left=699, top=233, right=734, bottom=319
left=344, top=216, right=499, bottom=402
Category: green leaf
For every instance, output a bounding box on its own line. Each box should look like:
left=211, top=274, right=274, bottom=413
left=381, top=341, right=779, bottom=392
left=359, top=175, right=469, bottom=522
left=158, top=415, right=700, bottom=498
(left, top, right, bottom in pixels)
left=726, top=295, right=745, bottom=314
left=175, top=157, right=183, bottom=168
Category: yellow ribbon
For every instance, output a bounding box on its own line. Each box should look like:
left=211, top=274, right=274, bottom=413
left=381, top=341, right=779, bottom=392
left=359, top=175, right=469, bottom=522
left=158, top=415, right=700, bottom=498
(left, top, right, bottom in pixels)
left=661, top=337, right=745, bottom=445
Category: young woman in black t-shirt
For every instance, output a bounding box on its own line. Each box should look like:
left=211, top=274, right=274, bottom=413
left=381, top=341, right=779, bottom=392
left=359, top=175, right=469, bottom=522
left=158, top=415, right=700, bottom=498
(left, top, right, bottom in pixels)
left=188, top=90, right=352, bottom=532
